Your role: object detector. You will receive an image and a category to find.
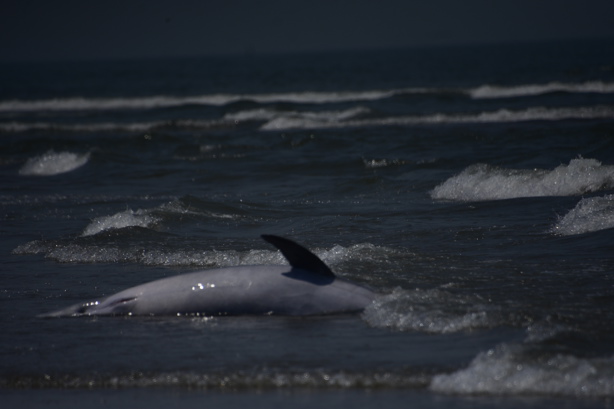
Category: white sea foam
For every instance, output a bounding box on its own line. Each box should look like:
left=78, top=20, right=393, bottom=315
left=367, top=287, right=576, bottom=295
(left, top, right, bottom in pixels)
left=242, top=106, right=370, bottom=130
left=0, top=106, right=370, bottom=133
left=2, top=106, right=610, bottom=134
left=81, top=198, right=241, bottom=237
left=19, top=150, right=90, bottom=176
left=224, top=105, right=369, bottom=124
left=259, top=106, right=614, bottom=131
left=455, top=105, right=614, bottom=122
left=409, top=106, right=614, bottom=125
left=223, top=108, right=280, bottom=122
left=551, top=194, right=614, bottom=235
left=0, top=119, right=225, bottom=133
left=0, top=91, right=394, bottom=113
left=12, top=238, right=287, bottom=266
left=524, top=322, right=573, bottom=344
left=251, top=90, right=396, bottom=104
left=363, top=158, right=409, bottom=169
left=3, top=369, right=429, bottom=390
left=317, top=242, right=398, bottom=272
left=6, top=121, right=162, bottom=133
left=2, top=81, right=612, bottom=113
left=470, top=81, right=614, bottom=99
left=14, top=225, right=395, bottom=271
left=0, top=95, right=233, bottom=112
left=13, top=240, right=380, bottom=269
left=362, top=287, right=497, bottom=333
left=430, top=343, right=614, bottom=397
left=431, top=158, right=614, bottom=202
left=82, top=209, right=160, bottom=237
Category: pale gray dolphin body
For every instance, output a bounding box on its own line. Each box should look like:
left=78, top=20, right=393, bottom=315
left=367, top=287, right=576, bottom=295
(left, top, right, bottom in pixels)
left=41, top=235, right=376, bottom=317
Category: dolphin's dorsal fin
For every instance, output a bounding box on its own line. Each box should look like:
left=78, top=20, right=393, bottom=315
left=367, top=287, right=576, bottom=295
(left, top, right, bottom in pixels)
left=261, top=235, right=335, bottom=278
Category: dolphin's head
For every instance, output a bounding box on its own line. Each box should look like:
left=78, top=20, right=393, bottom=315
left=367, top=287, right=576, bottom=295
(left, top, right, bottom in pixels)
left=38, top=296, right=138, bottom=318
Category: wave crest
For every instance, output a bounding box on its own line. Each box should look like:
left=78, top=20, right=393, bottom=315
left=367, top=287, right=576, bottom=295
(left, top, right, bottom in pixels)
left=3, top=105, right=611, bottom=134
left=0, top=91, right=393, bottom=113
left=82, top=209, right=160, bottom=237
left=551, top=194, right=614, bottom=235
left=12, top=239, right=286, bottom=267
left=19, top=150, right=90, bottom=176
left=2, top=81, right=613, bottom=113
left=362, top=287, right=498, bottom=333
left=431, top=158, right=614, bottom=201
left=0, top=368, right=430, bottom=390
left=470, top=81, right=614, bottom=99
left=430, top=343, right=614, bottom=397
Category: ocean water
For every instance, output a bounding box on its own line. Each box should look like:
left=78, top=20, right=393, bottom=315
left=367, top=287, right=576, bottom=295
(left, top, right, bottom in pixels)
left=1, top=39, right=614, bottom=408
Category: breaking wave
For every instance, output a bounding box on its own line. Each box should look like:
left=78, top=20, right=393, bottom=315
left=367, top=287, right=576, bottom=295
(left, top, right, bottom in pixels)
left=12, top=238, right=393, bottom=271
left=551, top=194, right=614, bottom=235
left=431, top=158, right=614, bottom=201
left=430, top=343, right=614, bottom=398
left=1, top=121, right=163, bottom=133
left=0, top=119, right=234, bottom=134
left=227, top=106, right=370, bottom=126
left=469, top=81, right=614, bottom=99
left=1, top=81, right=611, bottom=113
left=5, top=345, right=613, bottom=398
left=12, top=239, right=286, bottom=267
left=362, top=287, right=499, bottom=334
left=14, top=192, right=395, bottom=269
left=0, top=368, right=430, bottom=390
left=19, top=150, right=90, bottom=176
left=259, top=106, right=614, bottom=131
left=0, top=107, right=369, bottom=133
left=0, top=90, right=396, bottom=113
left=2, top=105, right=611, bottom=134
left=363, top=158, right=412, bottom=169
left=80, top=197, right=242, bottom=237
left=81, top=209, right=161, bottom=237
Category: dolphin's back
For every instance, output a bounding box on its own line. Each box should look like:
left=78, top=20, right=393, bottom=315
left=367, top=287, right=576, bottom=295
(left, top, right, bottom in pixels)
left=40, top=235, right=376, bottom=317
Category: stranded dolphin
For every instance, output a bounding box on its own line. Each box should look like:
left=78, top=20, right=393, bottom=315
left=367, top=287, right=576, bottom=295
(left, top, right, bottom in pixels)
left=40, top=235, right=376, bottom=317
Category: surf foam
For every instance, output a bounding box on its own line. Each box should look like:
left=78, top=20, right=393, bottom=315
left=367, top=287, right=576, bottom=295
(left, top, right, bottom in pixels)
left=258, top=106, right=614, bottom=131
left=258, top=106, right=370, bottom=130
left=362, top=287, right=498, bottom=333
left=2, top=81, right=612, bottom=113
left=430, top=343, right=614, bottom=398
left=82, top=209, right=160, bottom=237
left=3, top=105, right=611, bottom=134
left=81, top=198, right=242, bottom=237
left=13, top=240, right=388, bottom=269
left=12, top=239, right=287, bottom=267
left=470, top=81, right=614, bottom=99
left=19, top=150, right=90, bottom=176
left=431, top=158, right=614, bottom=201
left=0, top=91, right=393, bottom=113
left=551, top=194, right=614, bottom=235
left=0, top=368, right=429, bottom=390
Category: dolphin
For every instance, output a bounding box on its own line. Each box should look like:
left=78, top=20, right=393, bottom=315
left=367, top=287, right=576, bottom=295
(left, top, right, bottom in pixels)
left=40, top=235, right=376, bottom=317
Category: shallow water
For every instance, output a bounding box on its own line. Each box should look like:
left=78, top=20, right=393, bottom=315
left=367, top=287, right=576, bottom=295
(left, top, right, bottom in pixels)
left=1, top=40, right=614, bottom=406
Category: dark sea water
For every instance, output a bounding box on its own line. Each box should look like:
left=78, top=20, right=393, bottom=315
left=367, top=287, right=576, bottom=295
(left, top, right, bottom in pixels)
left=1, top=40, right=614, bottom=408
